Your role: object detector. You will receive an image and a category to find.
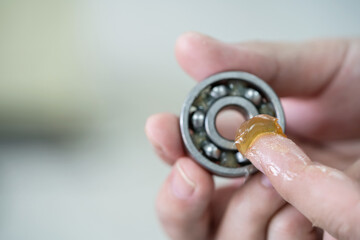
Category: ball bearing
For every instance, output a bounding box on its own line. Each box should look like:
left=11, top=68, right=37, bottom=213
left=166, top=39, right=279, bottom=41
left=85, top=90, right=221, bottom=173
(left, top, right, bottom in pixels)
left=180, top=71, right=285, bottom=178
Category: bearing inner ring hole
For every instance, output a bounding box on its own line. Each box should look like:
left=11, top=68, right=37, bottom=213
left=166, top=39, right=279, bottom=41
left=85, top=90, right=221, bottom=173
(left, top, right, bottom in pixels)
left=215, top=106, right=248, bottom=141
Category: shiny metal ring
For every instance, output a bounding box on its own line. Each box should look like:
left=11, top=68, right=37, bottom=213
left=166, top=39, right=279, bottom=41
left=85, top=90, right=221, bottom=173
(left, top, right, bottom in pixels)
left=180, top=71, right=285, bottom=178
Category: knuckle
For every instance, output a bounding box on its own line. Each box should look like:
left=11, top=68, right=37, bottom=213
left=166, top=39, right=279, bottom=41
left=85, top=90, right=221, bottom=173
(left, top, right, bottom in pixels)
left=312, top=203, right=360, bottom=240
left=270, top=209, right=310, bottom=236
left=155, top=191, right=175, bottom=223
left=271, top=215, right=298, bottom=235
left=327, top=217, right=352, bottom=240
left=155, top=187, right=187, bottom=226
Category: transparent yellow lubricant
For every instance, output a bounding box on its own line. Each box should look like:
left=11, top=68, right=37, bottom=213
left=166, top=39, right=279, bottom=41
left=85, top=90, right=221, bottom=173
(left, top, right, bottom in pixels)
left=235, top=114, right=286, bottom=155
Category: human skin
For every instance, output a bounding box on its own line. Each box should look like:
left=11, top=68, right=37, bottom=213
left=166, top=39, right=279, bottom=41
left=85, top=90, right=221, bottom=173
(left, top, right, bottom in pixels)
left=145, top=32, right=360, bottom=240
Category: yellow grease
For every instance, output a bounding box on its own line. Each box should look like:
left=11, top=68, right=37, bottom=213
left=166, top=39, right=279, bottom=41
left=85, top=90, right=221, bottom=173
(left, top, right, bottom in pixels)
left=235, top=114, right=286, bottom=155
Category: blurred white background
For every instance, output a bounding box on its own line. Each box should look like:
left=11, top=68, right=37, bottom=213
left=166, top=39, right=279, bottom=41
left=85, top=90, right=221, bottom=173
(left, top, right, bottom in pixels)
left=0, top=0, right=359, bottom=239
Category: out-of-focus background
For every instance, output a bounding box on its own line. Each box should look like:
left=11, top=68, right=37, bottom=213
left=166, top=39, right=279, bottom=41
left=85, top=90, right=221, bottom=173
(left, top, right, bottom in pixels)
left=0, top=1, right=359, bottom=239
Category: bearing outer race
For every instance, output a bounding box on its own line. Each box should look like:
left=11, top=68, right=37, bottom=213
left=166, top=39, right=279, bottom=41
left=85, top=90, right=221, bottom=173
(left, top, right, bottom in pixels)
left=180, top=71, right=285, bottom=178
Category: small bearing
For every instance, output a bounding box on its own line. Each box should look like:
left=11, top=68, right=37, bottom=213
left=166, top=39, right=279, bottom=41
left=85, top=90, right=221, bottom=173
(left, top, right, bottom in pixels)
left=180, top=71, right=285, bottom=178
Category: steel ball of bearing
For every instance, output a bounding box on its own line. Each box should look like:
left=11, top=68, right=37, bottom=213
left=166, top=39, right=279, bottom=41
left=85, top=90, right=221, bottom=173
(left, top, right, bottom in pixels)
left=180, top=71, right=285, bottom=178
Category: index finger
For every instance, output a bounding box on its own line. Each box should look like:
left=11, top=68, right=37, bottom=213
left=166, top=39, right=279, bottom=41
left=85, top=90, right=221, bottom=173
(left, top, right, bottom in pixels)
left=175, top=32, right=348, bottom=97
left=245, top=133, right=360, bottom=240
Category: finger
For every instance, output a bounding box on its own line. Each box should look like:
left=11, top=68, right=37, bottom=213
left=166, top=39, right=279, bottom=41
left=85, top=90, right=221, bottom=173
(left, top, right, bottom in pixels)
left=345, top=158, right=360, bottom=182
left=175, top=32, right=348, bottom=97
left=323, top=231, right=337, bottom=240
left=245, top=133, right=360, bottom=240
left=145, top=113, right=185, bottom=165
left=156, top=157, right=214, bottom=240
left=175, top=32, right=357, bottom=140
left=210, top=179, right=246, bottom=229
left=289, top=133, right=357, bottom=170
left=267, top=205, right=318, bottom=240
left=215, top=173, right=285, bottom=240
left=281, top=97, right=359, bottom=140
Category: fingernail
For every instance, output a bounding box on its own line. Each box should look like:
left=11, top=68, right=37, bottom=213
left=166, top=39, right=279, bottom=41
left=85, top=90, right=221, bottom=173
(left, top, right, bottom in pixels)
left=171, top=162, right=196, bottom=199
left=260, top=174, right=273, bottom=188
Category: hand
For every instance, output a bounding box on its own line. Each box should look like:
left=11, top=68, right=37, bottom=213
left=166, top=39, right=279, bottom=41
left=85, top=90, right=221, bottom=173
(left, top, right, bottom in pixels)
left=145, top=32, right=360, bottom=240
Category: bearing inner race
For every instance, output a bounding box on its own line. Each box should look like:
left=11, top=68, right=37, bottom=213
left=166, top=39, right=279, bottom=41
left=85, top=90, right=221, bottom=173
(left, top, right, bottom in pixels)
left=205, top=96, right=258, bottom=150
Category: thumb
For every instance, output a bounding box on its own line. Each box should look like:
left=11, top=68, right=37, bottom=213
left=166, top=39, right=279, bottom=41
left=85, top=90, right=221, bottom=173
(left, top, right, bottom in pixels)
left=245, top=133, right=360, bottom=240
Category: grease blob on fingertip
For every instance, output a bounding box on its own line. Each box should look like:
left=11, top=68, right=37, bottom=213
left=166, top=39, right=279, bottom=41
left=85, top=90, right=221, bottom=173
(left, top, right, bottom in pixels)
left=235, top=114, right=286, bottom=155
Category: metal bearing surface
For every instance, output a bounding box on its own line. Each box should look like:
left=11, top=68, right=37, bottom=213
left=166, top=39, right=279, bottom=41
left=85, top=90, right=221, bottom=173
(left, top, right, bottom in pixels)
left=180, top=71, right=285, bottom=178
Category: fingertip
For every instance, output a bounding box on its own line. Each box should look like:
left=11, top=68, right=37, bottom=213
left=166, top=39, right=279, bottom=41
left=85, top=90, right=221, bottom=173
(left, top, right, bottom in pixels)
left=145, top=113, right=159, bottom=142
left=156, top=157, right=214, bottom=208
left=175, top=31, right=230, bottom=81
left=175, top=157, right=214, bottom=200
left=175, top=31, right=210, bottom=50
left=156, top=157, right=214, bottom=239
left=175, top=32, right=277, bottom=85
left=175, top=32, right=208, bottom=80
left=175, top=32, right=214, bottom=59
left=145, top=113, right=185, bottom=164
left=145, top=113, right=169, bottom=143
